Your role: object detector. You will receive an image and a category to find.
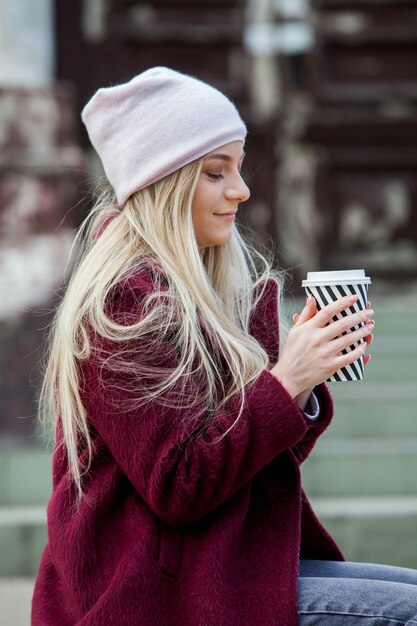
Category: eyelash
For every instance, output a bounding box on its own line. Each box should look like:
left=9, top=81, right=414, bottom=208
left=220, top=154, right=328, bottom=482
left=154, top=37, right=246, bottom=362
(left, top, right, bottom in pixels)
left=206, top=173, right=224, bottom=180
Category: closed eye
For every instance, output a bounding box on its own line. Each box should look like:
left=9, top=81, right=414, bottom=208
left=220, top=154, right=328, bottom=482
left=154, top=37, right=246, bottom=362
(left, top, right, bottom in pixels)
left=206, top=173, right=224, bottom=180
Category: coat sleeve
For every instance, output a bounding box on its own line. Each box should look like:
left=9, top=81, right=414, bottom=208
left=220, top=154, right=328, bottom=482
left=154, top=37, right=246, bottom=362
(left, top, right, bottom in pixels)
left=290, top=383, right=334, bottom=464
left=81, top=273, right=316, bottom=527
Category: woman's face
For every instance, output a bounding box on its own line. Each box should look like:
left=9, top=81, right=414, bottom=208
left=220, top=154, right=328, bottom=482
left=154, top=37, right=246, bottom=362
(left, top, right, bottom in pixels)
left=192, top=140, right=250, bottom=248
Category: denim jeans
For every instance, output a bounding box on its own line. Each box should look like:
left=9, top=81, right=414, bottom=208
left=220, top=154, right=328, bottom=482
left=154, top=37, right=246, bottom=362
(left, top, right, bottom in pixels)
left=298, top=560, right=417, bottom=625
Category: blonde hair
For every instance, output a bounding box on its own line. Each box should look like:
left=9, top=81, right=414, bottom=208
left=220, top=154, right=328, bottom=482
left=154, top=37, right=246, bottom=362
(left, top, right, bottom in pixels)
left=39, top=157, right=286, bottom=500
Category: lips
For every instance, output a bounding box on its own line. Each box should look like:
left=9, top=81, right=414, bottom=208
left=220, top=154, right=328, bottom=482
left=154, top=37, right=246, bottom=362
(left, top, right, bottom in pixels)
left=214, top=211, right=237, bottom=216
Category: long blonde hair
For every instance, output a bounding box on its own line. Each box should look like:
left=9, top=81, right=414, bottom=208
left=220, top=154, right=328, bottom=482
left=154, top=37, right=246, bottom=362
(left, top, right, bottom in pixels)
left=39, top=157, right=286, bottom=500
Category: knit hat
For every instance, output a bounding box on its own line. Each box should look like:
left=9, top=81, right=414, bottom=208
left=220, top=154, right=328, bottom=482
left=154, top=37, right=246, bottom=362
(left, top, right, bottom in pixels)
left=81, top=67, right=247, bottom=206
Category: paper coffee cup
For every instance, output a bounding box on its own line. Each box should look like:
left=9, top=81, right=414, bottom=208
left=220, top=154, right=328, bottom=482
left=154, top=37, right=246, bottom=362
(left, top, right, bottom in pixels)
left=301, top=269, right=372, bottom=382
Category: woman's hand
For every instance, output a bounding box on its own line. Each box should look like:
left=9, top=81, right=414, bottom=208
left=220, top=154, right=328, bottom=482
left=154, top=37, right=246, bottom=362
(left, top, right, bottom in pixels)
left=271, top=295, right=374, bottom=400
left=290, top=296, right=317, bottom=411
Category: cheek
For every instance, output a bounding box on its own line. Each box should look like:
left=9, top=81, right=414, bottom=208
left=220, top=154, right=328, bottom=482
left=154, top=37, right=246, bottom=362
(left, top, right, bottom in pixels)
left=191, top=180, right=232, bottom=247
left=192, top=207, right=212, bottom=243
left=192, top=184, right=216, bottom=220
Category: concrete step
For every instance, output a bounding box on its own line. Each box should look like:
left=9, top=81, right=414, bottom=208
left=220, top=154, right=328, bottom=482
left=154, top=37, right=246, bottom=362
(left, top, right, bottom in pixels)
left=371, top=303, right=417, bottom=337
left=324, top=383, right=417, bottom=438
left=0, top=507, right=46, bottom=577
left=0, top=445, right=51, bottom=506
left=312, top=496, right=417, bottom=569
left=2, top=390, right=412, bottom=525
left=0, top=577, right=34, bottom=626
left=302, top=438, right=417, bottom=497
left=362, top=337, right=417, bottom=383
left=0, top=498, right=416, bottom=580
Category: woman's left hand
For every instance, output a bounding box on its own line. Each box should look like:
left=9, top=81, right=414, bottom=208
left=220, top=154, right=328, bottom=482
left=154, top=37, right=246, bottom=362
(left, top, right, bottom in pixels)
left=291, top=296, right=318, bottom=410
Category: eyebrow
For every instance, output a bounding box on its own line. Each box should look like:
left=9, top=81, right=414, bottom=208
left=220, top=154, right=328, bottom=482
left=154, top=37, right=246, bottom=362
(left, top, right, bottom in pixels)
left=204, top=151, right=246, bottom=162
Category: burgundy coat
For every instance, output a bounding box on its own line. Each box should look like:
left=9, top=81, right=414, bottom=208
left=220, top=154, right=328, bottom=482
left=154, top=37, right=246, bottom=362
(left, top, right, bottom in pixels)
left=32, top=268, right=343, bottom=626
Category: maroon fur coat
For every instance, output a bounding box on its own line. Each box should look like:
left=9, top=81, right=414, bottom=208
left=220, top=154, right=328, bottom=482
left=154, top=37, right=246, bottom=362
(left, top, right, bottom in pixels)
left=32, top=268, right=343, bottom=626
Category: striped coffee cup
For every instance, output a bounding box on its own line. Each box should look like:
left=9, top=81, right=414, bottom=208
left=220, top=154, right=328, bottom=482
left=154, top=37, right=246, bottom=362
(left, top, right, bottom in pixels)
left=301, top=270, right=372, bottom=382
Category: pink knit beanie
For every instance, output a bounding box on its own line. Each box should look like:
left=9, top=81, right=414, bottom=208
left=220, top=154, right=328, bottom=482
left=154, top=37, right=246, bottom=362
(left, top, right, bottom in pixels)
left=81, top=67, right=247, bottom=206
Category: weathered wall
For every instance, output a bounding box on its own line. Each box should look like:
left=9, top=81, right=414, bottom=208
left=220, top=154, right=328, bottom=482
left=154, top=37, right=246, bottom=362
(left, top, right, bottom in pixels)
left=0, top=0, right=85, bottom=438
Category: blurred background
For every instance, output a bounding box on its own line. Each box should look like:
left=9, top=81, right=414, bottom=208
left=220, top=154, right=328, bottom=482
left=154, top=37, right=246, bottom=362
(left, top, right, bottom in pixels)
left=1, top=0, right=417, bottom=623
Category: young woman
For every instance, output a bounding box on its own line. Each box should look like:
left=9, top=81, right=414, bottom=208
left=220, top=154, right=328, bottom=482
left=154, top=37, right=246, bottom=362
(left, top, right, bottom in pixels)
left=32, top=67, right=417, bottom=625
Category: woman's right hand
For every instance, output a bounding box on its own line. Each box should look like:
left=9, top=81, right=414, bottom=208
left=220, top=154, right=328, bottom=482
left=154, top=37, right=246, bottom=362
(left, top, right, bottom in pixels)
left=270, top=295, right=374, bottom=399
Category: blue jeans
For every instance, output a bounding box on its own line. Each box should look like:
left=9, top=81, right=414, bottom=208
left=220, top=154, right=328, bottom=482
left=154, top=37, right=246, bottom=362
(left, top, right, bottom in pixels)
left=298, top=560, right=417, bottom=625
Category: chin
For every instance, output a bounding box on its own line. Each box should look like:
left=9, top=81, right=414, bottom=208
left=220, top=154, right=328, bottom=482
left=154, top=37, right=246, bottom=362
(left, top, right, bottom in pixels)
left=198, top=229, right=233, bottom=248
left=209, top=238, right=232, bottom=248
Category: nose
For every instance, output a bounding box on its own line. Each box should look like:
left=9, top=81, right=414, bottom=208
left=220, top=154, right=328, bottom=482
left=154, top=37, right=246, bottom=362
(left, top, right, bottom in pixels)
left=226, top=173, right=250, bottom=203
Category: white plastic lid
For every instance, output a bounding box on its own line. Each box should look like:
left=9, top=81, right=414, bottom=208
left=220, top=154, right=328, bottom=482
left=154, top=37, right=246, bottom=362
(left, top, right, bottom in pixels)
left=302, top=269, right=371, bottom=288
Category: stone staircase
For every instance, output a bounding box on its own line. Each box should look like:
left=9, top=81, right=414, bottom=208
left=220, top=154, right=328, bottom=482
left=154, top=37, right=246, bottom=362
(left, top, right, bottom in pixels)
left=0, top=294, right=416, bottom=584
